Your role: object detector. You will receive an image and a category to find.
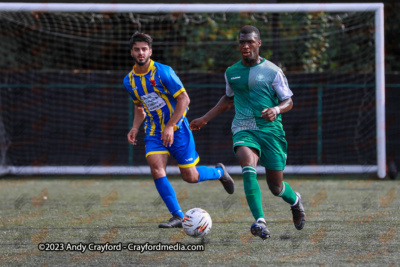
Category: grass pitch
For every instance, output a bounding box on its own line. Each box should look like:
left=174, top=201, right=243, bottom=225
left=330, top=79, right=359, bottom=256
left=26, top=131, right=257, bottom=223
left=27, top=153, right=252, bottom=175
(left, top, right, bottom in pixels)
left=0, top=174, right=399, bottom=266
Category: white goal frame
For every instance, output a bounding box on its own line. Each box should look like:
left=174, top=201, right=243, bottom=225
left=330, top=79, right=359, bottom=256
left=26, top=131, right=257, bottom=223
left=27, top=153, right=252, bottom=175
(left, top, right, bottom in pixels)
left=0, top=3, right=385, bottom=178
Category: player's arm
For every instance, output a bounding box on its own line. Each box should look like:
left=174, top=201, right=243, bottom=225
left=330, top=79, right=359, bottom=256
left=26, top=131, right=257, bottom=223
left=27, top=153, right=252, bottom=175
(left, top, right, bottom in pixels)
left=261, top=97, right=293, bottom=122
left=261, top=69, right=293, bottom=122
left=189, top=94, right=234, bottom=131
left=127, top=103, right=146, bottom=145
left=161, top=91, right=190, bottom=147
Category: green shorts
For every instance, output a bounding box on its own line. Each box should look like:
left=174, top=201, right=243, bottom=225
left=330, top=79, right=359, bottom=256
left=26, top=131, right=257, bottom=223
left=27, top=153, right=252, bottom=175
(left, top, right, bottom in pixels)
left=232, top=130, right=288, bottom=171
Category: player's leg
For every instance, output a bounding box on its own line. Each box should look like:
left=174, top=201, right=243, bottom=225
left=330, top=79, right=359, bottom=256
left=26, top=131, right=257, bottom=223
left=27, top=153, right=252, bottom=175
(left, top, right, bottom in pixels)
left=179, top=166, right=219, bottom=183
left=178, top=164, right=234, bottom=194
left=232, top=130, right=269, bottom=239
left=145, top=136, right=184, bottom=228
left=265, top=169, right=297, bottom=203
left=265, top=169, right=305, bottom=230
left=173, top=121, right=234, bottom=193
left=236, top=146, right=264, bottom=221
left=235, top=145, right=270, bottom=239
left=257, top=130, right=305, bottom=230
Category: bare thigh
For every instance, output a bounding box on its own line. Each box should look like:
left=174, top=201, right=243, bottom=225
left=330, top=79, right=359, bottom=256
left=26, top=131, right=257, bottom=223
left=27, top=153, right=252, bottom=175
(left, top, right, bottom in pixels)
left=235, top=146, right=259, bottom=168
left=146, top=154, right=169, bottom=179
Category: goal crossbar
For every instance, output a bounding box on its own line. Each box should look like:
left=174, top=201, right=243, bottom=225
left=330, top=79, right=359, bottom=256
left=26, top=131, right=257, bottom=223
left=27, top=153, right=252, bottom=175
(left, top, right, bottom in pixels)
left=0, top=3, right=384, bottom=13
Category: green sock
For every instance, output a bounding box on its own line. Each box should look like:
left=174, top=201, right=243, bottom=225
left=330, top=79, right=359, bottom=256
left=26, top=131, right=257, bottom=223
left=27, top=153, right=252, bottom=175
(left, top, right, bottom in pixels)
left=243, top=165, right=264, bottom=220
left=278, top=181, right=298, bottom=205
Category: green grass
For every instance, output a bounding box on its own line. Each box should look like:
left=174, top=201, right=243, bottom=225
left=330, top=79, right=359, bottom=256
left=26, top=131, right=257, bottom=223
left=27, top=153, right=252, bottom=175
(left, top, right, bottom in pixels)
left=0, top=175, right=399, bottom=266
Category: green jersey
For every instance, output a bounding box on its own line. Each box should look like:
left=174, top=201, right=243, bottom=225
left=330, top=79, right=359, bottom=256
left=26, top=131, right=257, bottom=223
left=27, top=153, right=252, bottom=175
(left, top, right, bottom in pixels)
left=225, top=58, right=293, bottom=135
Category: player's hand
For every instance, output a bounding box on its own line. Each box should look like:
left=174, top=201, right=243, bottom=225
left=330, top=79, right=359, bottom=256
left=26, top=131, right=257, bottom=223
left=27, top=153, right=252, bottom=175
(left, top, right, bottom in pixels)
left=161, top=125, right=174, bottom=147
left=189, top=118, right=207, bottom=131
left=127, top=127, right=139, bottom=145
left=261, top=108, right=278, bottom=122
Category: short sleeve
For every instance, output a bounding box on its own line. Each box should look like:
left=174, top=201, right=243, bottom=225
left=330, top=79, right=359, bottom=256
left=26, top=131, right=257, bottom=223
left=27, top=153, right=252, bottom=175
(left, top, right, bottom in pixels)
left=225, top=72, right=234, bottom=97
left=123, top=74, right=140, bottom=104
left=160, top=66, right=185, bottom=98
left=272, top=69, right=293, bottom=101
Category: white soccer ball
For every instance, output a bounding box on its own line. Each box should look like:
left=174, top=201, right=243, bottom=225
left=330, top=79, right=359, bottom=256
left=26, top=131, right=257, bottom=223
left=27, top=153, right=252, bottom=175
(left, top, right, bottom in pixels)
left=182, top=208, right=212, bottom=238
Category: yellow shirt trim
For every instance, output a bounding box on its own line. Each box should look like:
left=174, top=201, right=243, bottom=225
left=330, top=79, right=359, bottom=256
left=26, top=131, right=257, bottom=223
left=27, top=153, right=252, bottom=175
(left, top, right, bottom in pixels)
left=132, top=60, right=155, bottom=76
left=173, top=88, right=186, bottom=98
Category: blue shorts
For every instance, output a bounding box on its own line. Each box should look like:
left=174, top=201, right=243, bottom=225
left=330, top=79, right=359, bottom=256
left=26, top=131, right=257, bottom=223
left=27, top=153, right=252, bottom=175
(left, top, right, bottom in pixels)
left=144, top=119, right=200, bottom=168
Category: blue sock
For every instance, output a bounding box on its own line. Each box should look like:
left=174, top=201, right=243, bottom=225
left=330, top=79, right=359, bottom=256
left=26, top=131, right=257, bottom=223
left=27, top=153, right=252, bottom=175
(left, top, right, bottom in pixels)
left=196, top=166, right=223, bottom=182
left=154, top=176, right=184, bottom=218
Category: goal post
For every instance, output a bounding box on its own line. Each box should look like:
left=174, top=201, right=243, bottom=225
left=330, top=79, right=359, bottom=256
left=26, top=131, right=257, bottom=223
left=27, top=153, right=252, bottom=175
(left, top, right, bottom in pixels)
left=0, top=3, right=385, bottom=178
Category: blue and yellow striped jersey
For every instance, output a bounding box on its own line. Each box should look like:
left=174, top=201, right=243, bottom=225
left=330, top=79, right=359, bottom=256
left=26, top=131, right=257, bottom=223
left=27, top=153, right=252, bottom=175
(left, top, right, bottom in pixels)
left=123, top=60, right=188, bottom=136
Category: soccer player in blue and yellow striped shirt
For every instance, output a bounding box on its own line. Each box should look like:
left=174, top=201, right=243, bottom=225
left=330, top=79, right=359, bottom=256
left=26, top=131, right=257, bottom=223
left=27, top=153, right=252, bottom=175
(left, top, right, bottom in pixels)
left=123, top=32, right=234, bottom=228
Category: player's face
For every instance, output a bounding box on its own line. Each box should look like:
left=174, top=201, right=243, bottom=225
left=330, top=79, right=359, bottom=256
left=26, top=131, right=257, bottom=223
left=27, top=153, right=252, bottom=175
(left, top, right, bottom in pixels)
left=239, top=32, right=261, bottom=64
left=131, top=41, right=152, bottom=66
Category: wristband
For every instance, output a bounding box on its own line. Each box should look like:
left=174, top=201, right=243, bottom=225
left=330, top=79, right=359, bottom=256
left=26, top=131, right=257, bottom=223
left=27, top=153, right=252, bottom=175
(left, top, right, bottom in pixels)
left=274, top=106, right=281, bottom=114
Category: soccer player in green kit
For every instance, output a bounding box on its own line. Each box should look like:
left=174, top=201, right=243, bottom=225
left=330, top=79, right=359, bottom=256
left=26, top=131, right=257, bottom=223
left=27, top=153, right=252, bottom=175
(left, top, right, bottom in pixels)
left=190, top=25, right=305, bottom=240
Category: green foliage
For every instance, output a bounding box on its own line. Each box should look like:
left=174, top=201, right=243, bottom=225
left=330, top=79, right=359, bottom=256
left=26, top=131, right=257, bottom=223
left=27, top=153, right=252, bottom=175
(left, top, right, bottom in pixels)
left=300, top=13, right=331, bottom=73
left=151, top=12, right=375, bottom=74
left=0, top=11, right=378, bottom=73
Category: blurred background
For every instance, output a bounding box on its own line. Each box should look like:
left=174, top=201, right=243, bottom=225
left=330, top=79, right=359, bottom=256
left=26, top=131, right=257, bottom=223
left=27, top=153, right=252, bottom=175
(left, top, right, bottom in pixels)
left=0, top=0, right=398, bottom=178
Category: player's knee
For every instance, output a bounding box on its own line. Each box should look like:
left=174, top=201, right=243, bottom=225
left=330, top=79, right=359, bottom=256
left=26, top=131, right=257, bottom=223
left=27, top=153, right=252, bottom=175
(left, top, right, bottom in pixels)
left=150, top=168, right=165, bottom=179
left=180, top=167, right=199, bottom=183
left=181, top=171, right=199, bottom=183
left=181, top=174, right=198, bottom=183
left=268, top=184, right=282, bottom=196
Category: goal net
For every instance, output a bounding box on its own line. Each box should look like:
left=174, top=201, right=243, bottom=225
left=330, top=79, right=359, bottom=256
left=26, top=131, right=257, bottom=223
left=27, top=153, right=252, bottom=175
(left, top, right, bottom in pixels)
left=0, top=3, right=385, bottom=177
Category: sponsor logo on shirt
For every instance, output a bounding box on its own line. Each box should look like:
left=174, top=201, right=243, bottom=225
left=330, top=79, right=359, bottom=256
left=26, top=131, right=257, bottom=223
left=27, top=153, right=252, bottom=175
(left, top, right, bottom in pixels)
left=141, top=92, right=166, bottom=111
left=185, top=158, right=193, bottom=162
left=231, top=76, right=241, bottom=80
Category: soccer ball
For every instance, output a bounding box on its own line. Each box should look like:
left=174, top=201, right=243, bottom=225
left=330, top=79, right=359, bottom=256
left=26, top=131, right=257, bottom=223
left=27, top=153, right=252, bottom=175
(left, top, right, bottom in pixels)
left=182, top=208, right=212, bottom=238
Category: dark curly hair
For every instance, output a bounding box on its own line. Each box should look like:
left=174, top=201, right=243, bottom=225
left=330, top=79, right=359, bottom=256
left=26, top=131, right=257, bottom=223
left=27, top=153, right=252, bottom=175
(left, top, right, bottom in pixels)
left=129, top=32, right=153, bottom=49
